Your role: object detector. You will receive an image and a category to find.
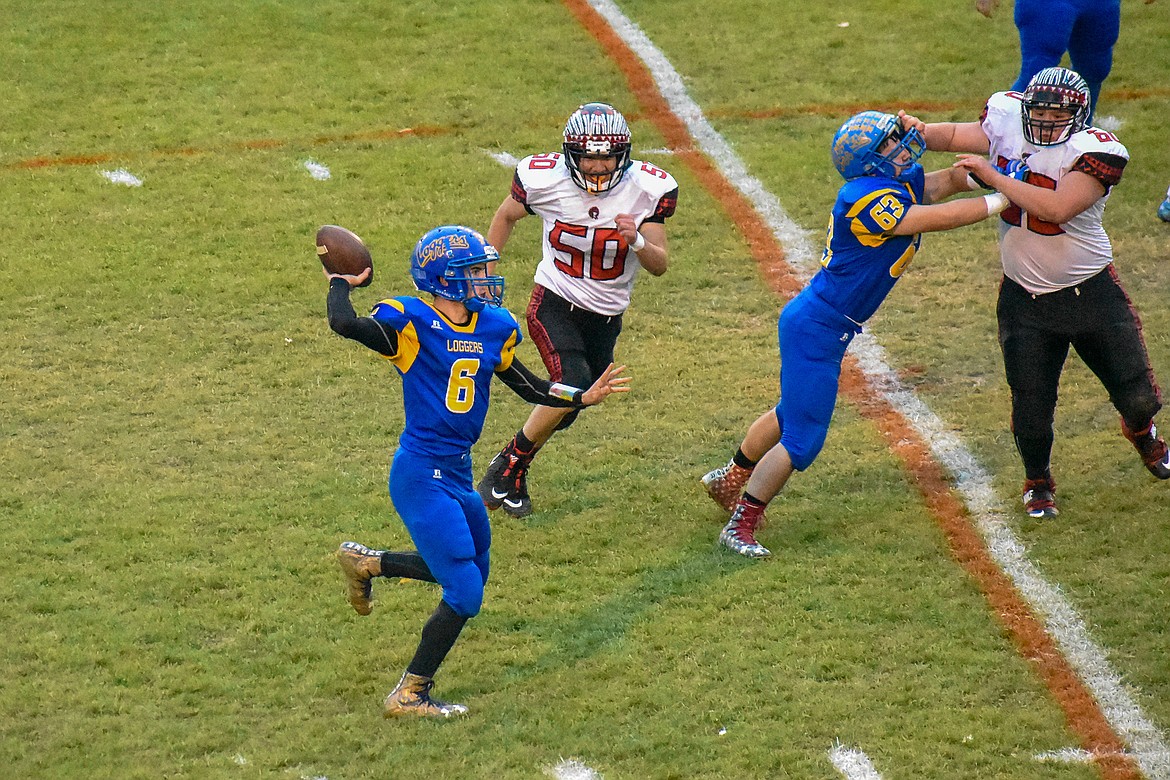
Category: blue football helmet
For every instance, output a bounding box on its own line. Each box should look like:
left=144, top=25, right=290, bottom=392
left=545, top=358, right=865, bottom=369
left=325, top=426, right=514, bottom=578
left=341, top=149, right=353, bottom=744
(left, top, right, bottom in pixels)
left=563, top=102, right=633, bottom=194
left=409, top=225, right=504, bottom=312
left=830, top=111, right=925, bottom=181
left=1021, top=67, right=1090, bottom=146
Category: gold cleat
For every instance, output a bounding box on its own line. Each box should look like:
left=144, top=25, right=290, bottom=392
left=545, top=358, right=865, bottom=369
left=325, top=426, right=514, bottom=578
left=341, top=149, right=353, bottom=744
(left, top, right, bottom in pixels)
left=336, top=541, right=384, bottom=616
left=383, top=672, right=468, bottom=719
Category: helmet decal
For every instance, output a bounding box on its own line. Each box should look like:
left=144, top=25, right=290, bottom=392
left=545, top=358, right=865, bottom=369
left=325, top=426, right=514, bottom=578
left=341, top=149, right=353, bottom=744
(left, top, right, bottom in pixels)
left=830, top=111, right=925, bottom=181
left=563, top=102, right=633, bottom=194
left=1021, top=67, right=1090, bottom=146
left=409, top=226, right=504, bottom=312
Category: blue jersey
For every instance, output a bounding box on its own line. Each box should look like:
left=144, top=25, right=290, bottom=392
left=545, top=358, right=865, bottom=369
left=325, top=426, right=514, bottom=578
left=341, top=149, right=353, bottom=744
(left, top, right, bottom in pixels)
left=809, top=165, right=926, bottom=324
left=370, top=297, right=522, bottom=458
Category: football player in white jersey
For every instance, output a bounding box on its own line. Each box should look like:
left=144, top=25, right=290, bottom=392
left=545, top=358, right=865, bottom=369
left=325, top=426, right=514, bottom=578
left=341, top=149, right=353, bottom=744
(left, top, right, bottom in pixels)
left=476, top=102, right=678, bottom=517
left=900, top=67, right=1170, bottom=519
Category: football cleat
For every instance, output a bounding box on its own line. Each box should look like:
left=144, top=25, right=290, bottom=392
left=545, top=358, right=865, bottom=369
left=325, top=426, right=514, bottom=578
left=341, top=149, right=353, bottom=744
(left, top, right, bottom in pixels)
left=1121, top=420, right=1170, bottom=480
left=701, top=459, right=754, bottom=512
left=501, top=462, right=533, bottom=518
left=383, top=672, right=468, bottom=719
left=477, top=446, right=534, bottom=518
left=1157, top=197, right=1170, bottom=223
left=719, top=500, right=770, bottom=558
left=337, top=541, right=384, bottom=616
left=1022, top=478, right=1058, bottom=518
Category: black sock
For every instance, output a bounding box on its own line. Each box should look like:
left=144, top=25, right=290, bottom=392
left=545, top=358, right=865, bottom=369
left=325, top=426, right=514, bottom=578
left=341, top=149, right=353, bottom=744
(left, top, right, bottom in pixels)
left=741, top=492, right=767, bottom=508
left=733, top=449, right=759, bottom=469
left=380, top=551, right=436, bottom=583
left=406, top=600, right=469, bottom=679
left=513, top=429, right=538, bottom=457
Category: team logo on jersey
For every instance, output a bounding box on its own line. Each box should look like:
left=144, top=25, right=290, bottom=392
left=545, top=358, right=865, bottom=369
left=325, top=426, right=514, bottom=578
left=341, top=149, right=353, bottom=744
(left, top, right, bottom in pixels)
left=431, top=320, right=442, bottom=329
left=589, top=207, right=599, bottom=219
left=433, top=469, right=442, bottom=479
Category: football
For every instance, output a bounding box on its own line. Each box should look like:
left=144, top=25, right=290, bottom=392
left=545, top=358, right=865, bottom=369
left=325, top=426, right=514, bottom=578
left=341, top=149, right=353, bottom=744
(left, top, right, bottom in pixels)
left=316, top=225, right=373, bottom=286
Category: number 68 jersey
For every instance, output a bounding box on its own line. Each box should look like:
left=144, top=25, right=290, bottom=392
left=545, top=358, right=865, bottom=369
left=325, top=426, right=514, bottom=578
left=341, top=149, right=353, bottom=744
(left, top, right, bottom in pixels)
left=511, top=152, right=678, bottom=316
left=981, top=90, right=1128, bottom=294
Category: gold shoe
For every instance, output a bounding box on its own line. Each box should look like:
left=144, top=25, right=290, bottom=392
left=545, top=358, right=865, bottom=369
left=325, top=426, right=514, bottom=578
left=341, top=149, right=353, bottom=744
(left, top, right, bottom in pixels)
left=383, top=673, right=468, bottom=719
left=336, top=542, right=383, bottom=616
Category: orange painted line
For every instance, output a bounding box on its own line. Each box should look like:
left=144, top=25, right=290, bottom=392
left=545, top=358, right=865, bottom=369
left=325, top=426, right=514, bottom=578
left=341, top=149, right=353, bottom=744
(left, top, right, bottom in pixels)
left=4, top=84, right=1160, bottom=173
left=2, top=125, right=453, bottom=171
left=563, top=0, right=1142, bottom=777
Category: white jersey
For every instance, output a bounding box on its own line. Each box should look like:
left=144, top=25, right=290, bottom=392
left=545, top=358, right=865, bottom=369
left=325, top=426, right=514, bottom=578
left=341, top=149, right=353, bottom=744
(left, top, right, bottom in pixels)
left=981, top=90, right=1128, bottom=295
left=510, top=153, right=678, bottom=316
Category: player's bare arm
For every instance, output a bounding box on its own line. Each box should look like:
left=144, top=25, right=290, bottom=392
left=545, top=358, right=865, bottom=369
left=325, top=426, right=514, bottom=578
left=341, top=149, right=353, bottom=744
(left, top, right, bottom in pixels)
left=616, top=213, right=668, bottom=276
left=954, top=154, right=1106, bottom=223
left=898, top=111, right=990, bottom=154
left=486, top=195, right=529, bottom=257
left=923, top=165, right=980, bottom=203
left=892, top=193, right=1004, bottom=235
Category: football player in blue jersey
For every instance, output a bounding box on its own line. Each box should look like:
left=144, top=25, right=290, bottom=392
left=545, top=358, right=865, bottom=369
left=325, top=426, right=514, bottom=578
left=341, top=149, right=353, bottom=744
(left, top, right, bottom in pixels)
left=326, top=225, right=628, bottom=718
left=974, top=0, right=1119, bottom=121
left=702, top=111, right=1010, bottom=558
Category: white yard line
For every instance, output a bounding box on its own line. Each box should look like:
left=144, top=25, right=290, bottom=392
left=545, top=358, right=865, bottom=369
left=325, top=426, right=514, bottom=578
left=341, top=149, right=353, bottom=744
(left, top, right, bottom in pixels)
left=830, top=744, right=885, bottom=780
left=585, top=0, right=1170, bottom=776
left=545, top=757, right=604, bottom=780
left=100, top=168, right=143, bottom=187
left=303, top=160, right=332, bottom=180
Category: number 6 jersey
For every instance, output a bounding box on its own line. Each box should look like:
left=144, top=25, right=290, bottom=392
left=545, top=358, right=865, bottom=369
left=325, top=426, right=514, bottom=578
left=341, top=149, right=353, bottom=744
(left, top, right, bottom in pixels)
left=370, top=297, right=522, bottom=458
left=510, top=152, right=678, bottom=316
left=981, top=90, right=1128, bottom=295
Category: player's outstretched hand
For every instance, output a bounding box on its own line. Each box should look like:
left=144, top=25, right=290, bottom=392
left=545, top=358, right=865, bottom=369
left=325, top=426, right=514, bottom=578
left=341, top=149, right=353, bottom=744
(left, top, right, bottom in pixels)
left=323, top=266, right=372, bottom=287
left=581, top=363, right=631, bottom=406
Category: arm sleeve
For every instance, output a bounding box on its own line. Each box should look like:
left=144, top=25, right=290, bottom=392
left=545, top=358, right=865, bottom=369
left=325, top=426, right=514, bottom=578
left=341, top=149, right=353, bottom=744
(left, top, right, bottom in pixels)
left=327, top=277, right=399, bottom=356
left=496, top=357, right=585, bottom=408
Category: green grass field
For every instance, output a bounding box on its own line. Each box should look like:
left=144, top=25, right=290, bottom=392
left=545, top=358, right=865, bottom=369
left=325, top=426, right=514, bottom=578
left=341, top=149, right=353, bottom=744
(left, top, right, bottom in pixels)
left=2, top=1, right=1168, bottom=778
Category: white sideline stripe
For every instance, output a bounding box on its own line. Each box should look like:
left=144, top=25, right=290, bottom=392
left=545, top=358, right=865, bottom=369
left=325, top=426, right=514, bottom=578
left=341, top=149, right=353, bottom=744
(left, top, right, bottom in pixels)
left=485, top=149, right=520, bottom=168
left=585, top=1, right=1170, bottom=777
left=829, top=744, right=884, bottom=780
left=545, top=758, right=603, bottom=780
left=303, top=160, right=331, bottom=180
left=1035, top=747, right=1130, bottom=764
left=100, top=168, right=143, bottom=187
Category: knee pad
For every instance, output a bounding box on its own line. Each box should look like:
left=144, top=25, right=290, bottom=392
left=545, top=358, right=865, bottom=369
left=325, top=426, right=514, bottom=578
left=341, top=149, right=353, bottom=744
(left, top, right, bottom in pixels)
left=441, top=567, right=485, bottom=618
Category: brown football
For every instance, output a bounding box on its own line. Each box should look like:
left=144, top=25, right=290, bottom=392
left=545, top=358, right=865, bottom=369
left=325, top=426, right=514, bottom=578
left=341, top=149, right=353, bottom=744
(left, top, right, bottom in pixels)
left=316, top=225, right=373, bottom=286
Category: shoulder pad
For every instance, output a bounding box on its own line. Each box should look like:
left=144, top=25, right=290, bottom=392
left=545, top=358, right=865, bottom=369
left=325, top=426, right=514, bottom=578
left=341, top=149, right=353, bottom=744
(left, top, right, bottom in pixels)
left=515, top=153, right=570, bottom=191
left=627, top=159, right=679, bottom=197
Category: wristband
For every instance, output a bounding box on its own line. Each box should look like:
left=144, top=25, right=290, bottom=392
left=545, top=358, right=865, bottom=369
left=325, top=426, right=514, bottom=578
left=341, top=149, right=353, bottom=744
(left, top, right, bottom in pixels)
left=983, top=192, right=1010, bottom=216
left=630, top=232, right=646, bottom=252
left=549, top=382, right=583, bottom=404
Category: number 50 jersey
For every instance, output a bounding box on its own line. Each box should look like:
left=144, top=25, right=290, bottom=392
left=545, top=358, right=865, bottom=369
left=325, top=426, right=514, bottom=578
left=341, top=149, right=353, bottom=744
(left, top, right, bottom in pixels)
left=510, top=152, right=678, bottom=316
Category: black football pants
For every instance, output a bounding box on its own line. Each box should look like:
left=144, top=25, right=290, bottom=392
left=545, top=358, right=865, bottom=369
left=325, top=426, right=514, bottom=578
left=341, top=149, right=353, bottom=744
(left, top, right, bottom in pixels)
left=998, top=267, right=1163, bottom=480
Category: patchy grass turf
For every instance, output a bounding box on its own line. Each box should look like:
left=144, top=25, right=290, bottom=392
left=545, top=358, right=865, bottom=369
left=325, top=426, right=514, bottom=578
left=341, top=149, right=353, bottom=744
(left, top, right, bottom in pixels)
left=1, top=0, right=1166, bottom=777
